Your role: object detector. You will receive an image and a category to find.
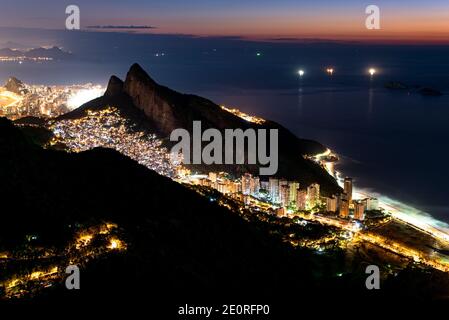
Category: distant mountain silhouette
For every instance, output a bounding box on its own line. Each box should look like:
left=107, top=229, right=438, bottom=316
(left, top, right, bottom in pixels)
left=61, top=63, right=340, bottom=195
left=0, top=46, right=71, bottom=60
left=0, top=48, right=22, bottom=57
left=0, top=41, right=29, bottom=49
left=26, top=46, right=71, bottom=59
left=4, top=77, right=27, bottom=95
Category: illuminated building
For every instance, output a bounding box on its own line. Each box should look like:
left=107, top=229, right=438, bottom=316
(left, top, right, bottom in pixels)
left=176, top=168, right=190, bottom=178
left=354, top=201, right=365, bottom=221
left=269, top=178, right=279, bottom=203
left=344, top=177, right=353, bottom=204
left=339, top=200, right=349, bottom=218
left=276, top=207, right=286, bottom=217
left=230, top=181, right=241, bottom=194
left=208, top=172, right=217, bottom=183
left=296, top=190, right=307, bottom=210
left=326, top=195, right=338, bottom=213
left=339, top=198, right=349, bottom=218
left=260, top=180, right=269, bottom=191
left=280, top=185, right=290, bottom=208
left=307, top=183, right=320, bottom=209
left=198, top=178, right=210, bottom=187
left=250, top=176, right=260, bottom=195
left=241, top=173, right=252, bottom=195
left=289, top=182, right=299, bottom=206
left=279, top=179, right=288, bottom=188
left=364, top=198, right=379, bottom=211
left=217, top=182, right=229, bottom=194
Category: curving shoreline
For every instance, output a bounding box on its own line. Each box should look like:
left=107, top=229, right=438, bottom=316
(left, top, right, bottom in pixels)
left=313, top=148, right=449, bottom=245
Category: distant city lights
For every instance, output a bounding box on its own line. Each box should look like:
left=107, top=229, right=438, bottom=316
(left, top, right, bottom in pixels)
left=51, top=107, right=179, bottom=177
left=289, top=67, right=384, bottom=77
left=0, top=56, right=53, bottom=63
left=1, top=81, right=105, bottom=119
left=221, top=105, right=265, bottom=124
left=107, top=238, right=123, bottom=250
left=67, top=86, right=105, bottom=110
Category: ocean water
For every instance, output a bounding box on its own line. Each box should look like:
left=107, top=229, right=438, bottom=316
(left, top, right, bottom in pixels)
left=1, top=28, right=448, bottom=222
left=205, top=85, right=449, bottom=222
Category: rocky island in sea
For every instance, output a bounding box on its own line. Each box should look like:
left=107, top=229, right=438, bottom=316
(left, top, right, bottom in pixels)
left=384, top=81, right=443, bottom=96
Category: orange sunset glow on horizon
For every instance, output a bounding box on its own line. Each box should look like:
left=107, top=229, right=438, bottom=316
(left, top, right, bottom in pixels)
left=1, top=0, right=449, bottom=44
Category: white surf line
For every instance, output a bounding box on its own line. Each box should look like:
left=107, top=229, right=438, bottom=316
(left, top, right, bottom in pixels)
left=314, top=149, right=449, bottom=245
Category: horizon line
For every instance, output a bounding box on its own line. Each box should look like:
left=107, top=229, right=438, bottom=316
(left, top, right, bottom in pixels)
left=1, top=26, right=449, bottom=46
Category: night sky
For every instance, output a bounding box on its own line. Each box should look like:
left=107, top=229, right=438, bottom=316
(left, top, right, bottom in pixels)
left=1, top=0, right=448, bottom=42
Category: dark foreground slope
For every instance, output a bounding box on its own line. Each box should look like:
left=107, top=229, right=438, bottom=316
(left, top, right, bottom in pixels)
left=60, top=64, right=340, bottom=195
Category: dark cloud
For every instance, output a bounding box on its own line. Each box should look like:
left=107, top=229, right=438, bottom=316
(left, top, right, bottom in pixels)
left=86, top=25, right=157, bottom=30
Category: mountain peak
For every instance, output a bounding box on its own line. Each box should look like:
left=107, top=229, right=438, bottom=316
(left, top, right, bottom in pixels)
left=126, top=63, right=156, bottom=85
left=4, top=76, right=27, bottom=95
left=122, top=64, right=172, bottom=130
left=105, top=75, right=124, bottom=97
left=129, top=63, right=145, bottom=73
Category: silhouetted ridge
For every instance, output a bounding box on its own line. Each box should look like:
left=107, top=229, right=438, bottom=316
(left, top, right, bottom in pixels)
left=126, top=63, right=157, bottom=85
left=104, top=76, right=124, bottom=97
left=0, top=117, right=36, bottom=154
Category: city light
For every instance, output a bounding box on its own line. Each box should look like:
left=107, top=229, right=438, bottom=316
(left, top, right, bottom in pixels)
left=107, top=238, right=125, bottom=250
left=0, top=89, right=22, bottom=109
left=50, top=107, right=180, bottom=177
left=75, top=234, right=93, bottom=249
left=0, top=222, right=126, bottom=299
left=369, top=68, right=376, bottom=76
left=298, top=69, right=305, bottom=77
left=313, top=148, right=449, bottom=246
left=326, top=68, right=334, bottom=75
left=108, top=239, right=122, bottom=250
left=220, top=105, right=265, bottom=124
left=0, top=56, right=53, bottom=62
left=0, top=80, right=105, bottom=119
left=67, top=87, right=105, bottom=110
